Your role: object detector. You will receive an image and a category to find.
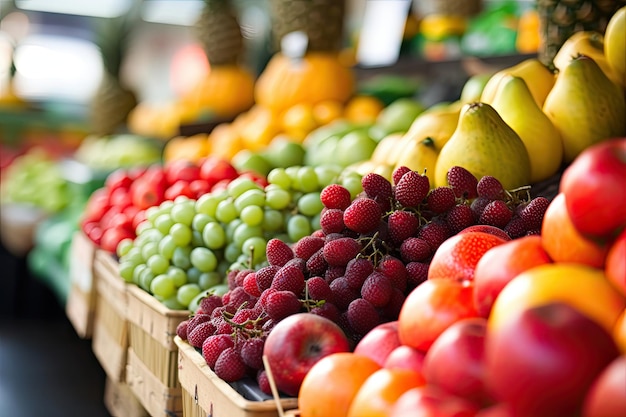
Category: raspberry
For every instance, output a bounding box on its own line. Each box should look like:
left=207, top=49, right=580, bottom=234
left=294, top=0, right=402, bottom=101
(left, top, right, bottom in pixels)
left=306, top=276, right=332, bottom=301
left=347, top=298, right=380, bottom=335
left=199, top=294, right=223, bottom=316
left=387, top=210, right=419, bottom=245
left=257, top=370, right=272, bottom=395
left=325, top=265, right=346, bottom=284
left=235, top=268, right=255, bottom=287
left=323, top=237, right=361, bottom=267
left=477, top=175, right=505, bottom=200
left=305, top=248, right=328, bottom=276
left=400, top=237, right=432, bottom=262
left=176, top=320, right=189, bottom=340
left=394, top=170, right=430, bottom=208
left=405, top=261, right=429, bottom=288
left=470, top=196, right=493, bottom=222
left=446, top=203, right=475, bottom=234
left=380, top=287, right=406, bottom=321
left=480, top=200, right=513, bottom=228
left=242, top=272, right=261, bottom=297
left=202, top=333, right=234, bottom=369
left=310, top=302, right=341, bottom=323
left=361, top=272, right=393, bottom=307
left=255, top=264, right=280, bottom=292
left=504, top=216, right=528, bottom=239
left=392, top=165, right=412, bottom=186
left=344, top=257, right=375, bottom=290
left=188, top=321, right=217, bottom=348
left=214, top=346, right=247, bottom=382
left=343, top=197, right=382, bottom=234
left=240, top=337, right=265, bottom=370
left=519, top=196, right=550, bottom=230
left=418, top=221, right=452, bottom=251
left=265, top=290, right=302, bottom=321
left=225, top=286, right=255, bottom=310
left=293, top=235, right=325, bottom=261
left=186, top=313, right=212, bottom=337
left=320, top=208, right=345, bottom=234
left=426, top=186, right=457, bottom=214
left=361, top=172, right=393, bottom=210
left=265, top=238, right=294, bottom=267
left=376, top=255, right=408, bottom=292
left=320, top=184, right=352, bottom=210
left=329, top=277, right=359, bottom=311
left=446, top=166, right=478, bottom=199
left=271, top=263, right=306, bottom=295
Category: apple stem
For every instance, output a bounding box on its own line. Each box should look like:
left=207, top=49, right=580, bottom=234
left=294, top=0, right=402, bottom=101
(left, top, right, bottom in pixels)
left=262, top=355, right=286, bottom=417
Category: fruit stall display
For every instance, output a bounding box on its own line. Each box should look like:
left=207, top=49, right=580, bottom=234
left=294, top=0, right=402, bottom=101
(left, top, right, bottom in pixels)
left=1, top=3, right=625, bottom=417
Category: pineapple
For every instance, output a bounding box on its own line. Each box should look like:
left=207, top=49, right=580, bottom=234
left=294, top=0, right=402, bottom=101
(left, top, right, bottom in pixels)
left=193, top=0, right=244, bottom=66
left=90, top=12, right=138, bottom=136
left=537, top=0, right=626, bottom=66
left=268, top=0, right=346, bottom=52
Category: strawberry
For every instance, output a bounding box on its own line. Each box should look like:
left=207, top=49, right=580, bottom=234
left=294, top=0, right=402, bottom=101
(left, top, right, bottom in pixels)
left=187, top=321, right=217, bottom=348
left=293, top=235, right=325, bottom=261
left=347, top=298, right=380, bottom=335
left=362, top=172, right=393, bottom=210
left=265, top=238, right=294, bottom=267
left=214, top=347, right=247, bottom=382
left=477, top=175, right=505, bottom=200
left=480, top=200, right=513, bottom=228
left=519, top=196, right=550, bottom=230
left=426, top=186, right=457, bottom=214
left=446, top=166, right=478, bottom=199
left=361, top=272, right=393, bottom=307
left=202, top=334, right=234, bottom=369
left=394, top=171, right=430, bottom=208
left=323, top=237, right=361, bottom=267
left=320, top=183, right=352, bottom=210
left=265, top=290, right=302, bottom=321
left=320, top=208, right=345, bottom=234
left=392, top=165, right=412, bottom=185
left=400, top=237, right=432, bottom=263
left=343, top=197, right=382, bottom=234
left=387, top=209, right=419, bottom=245
left=446, top=203, right=475, bottom=234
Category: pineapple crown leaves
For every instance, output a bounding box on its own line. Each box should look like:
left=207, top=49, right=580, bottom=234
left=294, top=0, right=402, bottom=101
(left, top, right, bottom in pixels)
left=93, top=2, right=142, bottom=78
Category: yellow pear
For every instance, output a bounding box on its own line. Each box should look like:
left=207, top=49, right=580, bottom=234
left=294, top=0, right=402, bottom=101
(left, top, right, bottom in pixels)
left=369, top=133, right=405, bottom=165
left=604, top=6, right=626, bottom=88
left=400, top=104, right=460, bottom=151
left=434, top=102, right=531, bottom=190
left=553, top=31, right=621, bottom=87
left=481, top=58, right=556, bottom=107
left=490, top=75, right=563, bottom=183
left=394, top=137, right=439, bottom=184
left=543, top=55, right=626, bottom=163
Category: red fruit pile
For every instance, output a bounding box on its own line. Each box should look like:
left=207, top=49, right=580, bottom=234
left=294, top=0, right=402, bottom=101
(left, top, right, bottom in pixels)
left=81, top=157, right=265, bottom=253
left=176, top=165, right=552, bottom=393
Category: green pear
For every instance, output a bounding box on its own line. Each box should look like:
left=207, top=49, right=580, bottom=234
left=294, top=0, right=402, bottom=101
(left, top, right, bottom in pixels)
left=434, top=102, right=531, bottom=190
left=543, top=55, right=626, bottom=163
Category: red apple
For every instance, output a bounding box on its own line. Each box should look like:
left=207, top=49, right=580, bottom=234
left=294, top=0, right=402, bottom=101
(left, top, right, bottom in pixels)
left=560, top=137, right=626, bottom=241
left=199, top=156, right=239, bottom=186
left=165, top=159, right=201, bottom=184
left=390, top=385, right=481, bottom=417
left=605, top=228, right=626, bottom=296
left=105, top=168, right=133, bottom=191
left=384, top=345, right=426, bottom=373
left=262, top=312, right=350, bottom=397
left=353, top=321, right=402, bottom=367
left=473, top=235, right=552, bottom=318
left=422, top=317, right=491, bottom=406
left=164, top=180, right=195, bottom=200
left=458, top=225, right=511, bottom=241
left=582, top=355, right=626, bottom=417
left=484, top=302, right=620, bottom=417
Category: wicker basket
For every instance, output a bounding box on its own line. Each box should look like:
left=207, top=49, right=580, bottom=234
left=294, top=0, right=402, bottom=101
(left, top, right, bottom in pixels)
left=413, top=0, right=483, bottom=17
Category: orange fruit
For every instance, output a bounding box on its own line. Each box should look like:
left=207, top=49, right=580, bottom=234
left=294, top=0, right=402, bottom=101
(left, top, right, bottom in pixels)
left=313, top=100, right=344, bottom=125
left=614, top=309, right=626, bottom=353
left=347, top=368, right=426, bottom=417
left=541, top=193, right=609, bottom=268
left=299, top=352, right=381, bottom=417
left=398, top=279, right=479, bottom=352
left=489, top=263, right=626, bottom=334
left=428, top=231, right=509, bottom=282
left=280, top=103, right=319, bottom=141
left=344, top=95, right=384, bottom=124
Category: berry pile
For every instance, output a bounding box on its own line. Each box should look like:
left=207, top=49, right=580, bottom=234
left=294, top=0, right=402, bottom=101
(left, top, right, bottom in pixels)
left=176, top=165, right=551, bottom=392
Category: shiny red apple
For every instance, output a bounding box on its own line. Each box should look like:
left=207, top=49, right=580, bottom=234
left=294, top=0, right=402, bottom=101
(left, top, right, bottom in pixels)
left=390, top=385, right=481, bottom=417
left=384, top=345, right=426, bottom=373
left=485, top=302, right=620, bottom=417
left=582, top=355, right=626, bottom=417
left=422, top=317, right=492, bottom=406
left=473, top=235, right=552, bottom=318
left=560, top=137, right=626, bottom=241
left=262, top=312, right=350, bottom=397
left=353, top=321, right=402, bottom=367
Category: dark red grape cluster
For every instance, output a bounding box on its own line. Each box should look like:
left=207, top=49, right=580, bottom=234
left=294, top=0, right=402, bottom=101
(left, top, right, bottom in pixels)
left=176, top=165, right=551, bottom=390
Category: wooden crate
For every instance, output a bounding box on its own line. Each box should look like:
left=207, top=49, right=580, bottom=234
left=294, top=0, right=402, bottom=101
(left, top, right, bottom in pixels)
left=126, top=285, right=190, bottom=417
left=175, top=336, right=299, bottom=417
left=65, top=230, right=98, bottom=339
left=104, top=377, right=149, bottom=417
left=92, top=249, right=129, bottom=382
